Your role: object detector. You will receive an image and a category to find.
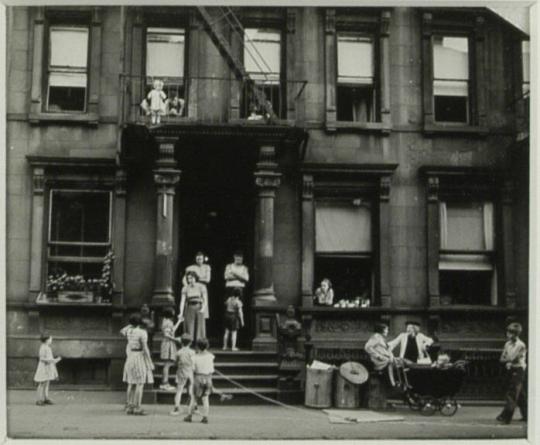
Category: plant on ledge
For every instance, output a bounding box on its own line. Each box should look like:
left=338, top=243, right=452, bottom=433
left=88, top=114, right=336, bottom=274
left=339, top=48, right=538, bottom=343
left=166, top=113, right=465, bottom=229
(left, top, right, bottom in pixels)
left=45, top=250, right=115, bottom=304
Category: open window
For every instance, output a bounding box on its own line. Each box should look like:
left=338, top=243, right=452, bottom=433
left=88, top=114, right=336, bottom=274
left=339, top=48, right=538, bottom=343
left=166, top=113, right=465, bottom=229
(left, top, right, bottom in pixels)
left=438, top=201, right=496, bottom=305
left=47, top=190, right=112, bottom=279
left=336, top=33, right=376, bottom=122
left=145, top=27, right=186, bottom=117
left=243, top=28, right=283, bottom=118
left=433, top=35, right=470, bottom=124
left=314, top=199, right=373, bottom=303
left=46, top=26, right=89, bottom=112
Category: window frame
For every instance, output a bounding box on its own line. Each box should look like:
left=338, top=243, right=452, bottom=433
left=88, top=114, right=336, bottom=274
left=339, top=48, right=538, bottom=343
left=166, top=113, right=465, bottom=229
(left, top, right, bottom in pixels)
left=45, top=25, right=90, bottom=114
left=46, top=189, right=113, bottom=277
left=324, top=8, right=391, bottom=133
left=29, top=7, right=101, bottom=125
left=421, top=12, right=487, bottom=135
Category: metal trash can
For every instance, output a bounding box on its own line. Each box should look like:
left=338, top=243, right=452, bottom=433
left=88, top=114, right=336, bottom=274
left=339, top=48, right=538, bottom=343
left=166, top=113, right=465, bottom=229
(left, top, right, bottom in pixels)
left=334, top=361, right=368, bottom=408
left=305, top=367, right=334, bottom=408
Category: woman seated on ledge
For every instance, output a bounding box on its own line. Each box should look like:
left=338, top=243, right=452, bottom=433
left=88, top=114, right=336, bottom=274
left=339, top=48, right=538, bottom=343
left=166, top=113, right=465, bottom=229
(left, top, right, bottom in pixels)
left=313, top=278, right=334, bottom=306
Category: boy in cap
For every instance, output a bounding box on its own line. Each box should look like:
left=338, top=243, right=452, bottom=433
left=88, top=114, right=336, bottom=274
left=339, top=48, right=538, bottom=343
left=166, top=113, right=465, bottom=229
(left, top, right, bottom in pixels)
left=388, top=321, right=434, bottom=364
left=170, top=333, right=195, bottom=416
left=497, top=322, right=527, bottom=424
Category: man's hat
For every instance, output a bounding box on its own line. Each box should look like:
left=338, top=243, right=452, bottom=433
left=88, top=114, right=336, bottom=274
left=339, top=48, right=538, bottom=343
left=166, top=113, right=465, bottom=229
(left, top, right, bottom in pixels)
left=339, top=361, right=369, bottom=385
left=405, top=321, right=420, bottom=327
left=506, top=322, right=523, bottom=335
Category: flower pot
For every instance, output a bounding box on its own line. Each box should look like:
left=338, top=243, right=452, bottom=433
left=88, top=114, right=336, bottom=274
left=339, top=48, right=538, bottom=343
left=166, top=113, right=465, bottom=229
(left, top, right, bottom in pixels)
left=57, top=291, right=94, bottom=303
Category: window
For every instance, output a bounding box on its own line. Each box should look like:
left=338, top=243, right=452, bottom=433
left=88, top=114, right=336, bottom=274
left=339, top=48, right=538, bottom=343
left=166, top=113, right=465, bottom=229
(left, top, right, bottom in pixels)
left=438, top=201, right=496, bottom=305
left=314, top=200, right=373, bottom=302
left=46, top=26, right=89, bottom=112
left=145, top=27, right=186, bottom=116
left=243, top=28, right=282, bottom=118
left=521, top=40, right=530, bottom=97
left=336, top=33, right=376, bottom=122
left=433, top=36, right=469, bottom=123
left=47, top=190, right=112, bottom=279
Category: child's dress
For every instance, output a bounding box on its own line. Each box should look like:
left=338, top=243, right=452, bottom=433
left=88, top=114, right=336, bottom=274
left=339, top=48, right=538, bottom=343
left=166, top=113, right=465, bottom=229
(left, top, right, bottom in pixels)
left=160, top=318, right=177, bottom=361
left=122, top=326, right=154, bottom=385
left=34, top=344, right=59, bottom=383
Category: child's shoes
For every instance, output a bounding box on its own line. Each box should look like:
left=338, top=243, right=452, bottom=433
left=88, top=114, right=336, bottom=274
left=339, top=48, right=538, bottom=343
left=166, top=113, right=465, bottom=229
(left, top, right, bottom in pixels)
left=170, top=407, right=180, bottom=416
left=201, top=417, right=209, bottom=424
left=183, top=414, right=192, bottom=422
left=35, top=400, right=45, bottom=406
left=43, top=399, right=54, bottom=405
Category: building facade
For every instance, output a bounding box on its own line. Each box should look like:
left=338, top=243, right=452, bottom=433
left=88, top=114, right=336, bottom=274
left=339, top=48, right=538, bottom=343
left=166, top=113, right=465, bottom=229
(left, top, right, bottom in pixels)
left=6, top=6, right=529, bottom=398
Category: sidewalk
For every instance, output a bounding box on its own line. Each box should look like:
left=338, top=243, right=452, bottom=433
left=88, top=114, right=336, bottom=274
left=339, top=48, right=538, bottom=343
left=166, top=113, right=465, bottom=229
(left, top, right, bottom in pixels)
left=6, top=390, right=527, bottom=440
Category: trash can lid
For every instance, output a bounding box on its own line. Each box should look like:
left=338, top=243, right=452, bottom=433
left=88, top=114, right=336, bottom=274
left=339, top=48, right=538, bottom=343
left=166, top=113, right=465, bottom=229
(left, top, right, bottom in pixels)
left=339, top=361, right=368, bottom=385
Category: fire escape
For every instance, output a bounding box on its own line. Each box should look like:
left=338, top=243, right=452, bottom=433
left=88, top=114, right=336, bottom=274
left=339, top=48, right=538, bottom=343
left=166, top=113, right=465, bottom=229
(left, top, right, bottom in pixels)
left=196, top=6, right=278, bottom=121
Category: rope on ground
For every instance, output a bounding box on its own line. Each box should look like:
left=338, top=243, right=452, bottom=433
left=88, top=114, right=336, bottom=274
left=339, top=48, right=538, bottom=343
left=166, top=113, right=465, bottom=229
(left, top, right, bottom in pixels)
left=214, top=369, right=360, bottom=423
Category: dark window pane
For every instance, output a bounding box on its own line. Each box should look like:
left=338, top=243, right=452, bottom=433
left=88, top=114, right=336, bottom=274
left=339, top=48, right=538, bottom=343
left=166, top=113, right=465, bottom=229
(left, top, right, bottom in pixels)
left=48, top=261, right=102, bottom=279
left=48, top=86, right=86, bottom=112
left=50, top=191, right=110, bottom=243
left=439, top=270, right=492, bottom=305
left=242, top=84, right=282, bottom=119
left=337, top=86, right=375, bottom=122
left=434, top=95, right=468, bottom=123
left=315, top=256, right=372, bottom=302
left=49, top=245, right=108, bottom=258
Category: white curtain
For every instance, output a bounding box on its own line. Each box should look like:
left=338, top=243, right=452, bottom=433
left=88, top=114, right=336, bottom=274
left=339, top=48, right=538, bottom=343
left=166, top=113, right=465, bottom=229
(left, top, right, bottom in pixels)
left=433, top=36, right=469, bottom=81
left=439, top=202, right=448, bottom=249
left=315, top=202, right=371, bottom=252
left=244, top=29, right=281, bottom=81
left=445, top=202, right=484, bottom=251
left=483, top=202, right=494, bottom=251
left=146, top=40, right=184, bottom=78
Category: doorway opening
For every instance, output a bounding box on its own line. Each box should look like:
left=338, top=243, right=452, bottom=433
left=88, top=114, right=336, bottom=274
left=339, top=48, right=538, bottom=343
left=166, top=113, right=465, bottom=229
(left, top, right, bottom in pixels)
left=177, top=139, right=256, bottom=345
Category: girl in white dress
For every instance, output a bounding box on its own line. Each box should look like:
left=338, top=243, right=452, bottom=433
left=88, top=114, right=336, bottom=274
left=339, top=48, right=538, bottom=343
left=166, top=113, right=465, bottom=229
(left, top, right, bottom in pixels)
left=34, top=334, right=61, bottom=406
left=160, top=307, right=182, bottom=390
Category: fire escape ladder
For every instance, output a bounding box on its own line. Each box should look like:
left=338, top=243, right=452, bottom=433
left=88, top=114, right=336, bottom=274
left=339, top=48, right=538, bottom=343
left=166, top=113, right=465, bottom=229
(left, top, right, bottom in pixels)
left=196, top=6, right=277, bottom=119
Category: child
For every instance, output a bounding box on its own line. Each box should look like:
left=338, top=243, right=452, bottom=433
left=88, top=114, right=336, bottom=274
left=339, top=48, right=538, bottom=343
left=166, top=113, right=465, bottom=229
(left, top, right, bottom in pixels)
left=34, top=334, right=61, bottom=406
left=160, top=307, right=182, bottom=391
left=497, top=322, right=527, bottom=424
left=185, top=338, right=215, bottom=424
left=147, top=79, right=166, bottom=124
left=170, top=333, right=195, bottom=416
left=314, top=278, right=334, bottom=306
left=223, top=288, right=244, bottom=351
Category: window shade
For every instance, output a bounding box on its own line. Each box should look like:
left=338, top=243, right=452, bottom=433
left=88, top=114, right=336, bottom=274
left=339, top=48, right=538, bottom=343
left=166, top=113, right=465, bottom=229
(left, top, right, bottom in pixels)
left=244, top=29, right=281, bottom=82
left=49, top=72, right=87, bottom=88
left=315, top=202, right=371, bottom=252
left=146, top=28, right=185, bottom=78
left=433, top=36, right=469, bottom=81
left=522, top=41, right=530, bottom=84
left=434, top=80, right=468, bottom=97
left=337, top=35, right=373, bottom=84
left=50, top=27, right=89, bottom=68
left=440, top=201, right=494, bottom=251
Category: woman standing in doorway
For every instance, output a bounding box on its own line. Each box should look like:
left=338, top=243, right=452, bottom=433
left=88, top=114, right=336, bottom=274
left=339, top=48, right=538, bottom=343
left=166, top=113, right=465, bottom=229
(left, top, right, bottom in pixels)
left=179, top=271, right=207, bottom=343
left=183, top=252, right=212, bottom=320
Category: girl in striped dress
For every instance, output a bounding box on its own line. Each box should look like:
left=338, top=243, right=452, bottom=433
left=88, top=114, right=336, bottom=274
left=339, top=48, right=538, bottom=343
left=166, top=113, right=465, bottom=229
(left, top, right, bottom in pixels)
left=34, top=334, right=61, bottom=406
left=160, top=308, right=182, bottom=391
left=121, top=314, right=154, bottom=415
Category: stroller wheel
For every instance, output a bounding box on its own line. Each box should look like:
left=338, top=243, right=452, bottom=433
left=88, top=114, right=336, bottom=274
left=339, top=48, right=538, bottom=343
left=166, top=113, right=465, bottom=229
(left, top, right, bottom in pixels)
left=420, top=399, right=437, bottom=416
left=440, top=399, right=458, bottom=417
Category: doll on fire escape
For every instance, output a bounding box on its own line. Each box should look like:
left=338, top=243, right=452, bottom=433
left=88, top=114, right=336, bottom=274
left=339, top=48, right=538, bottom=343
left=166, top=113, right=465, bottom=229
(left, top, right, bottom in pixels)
left=147, top=79, right=167, bottom=125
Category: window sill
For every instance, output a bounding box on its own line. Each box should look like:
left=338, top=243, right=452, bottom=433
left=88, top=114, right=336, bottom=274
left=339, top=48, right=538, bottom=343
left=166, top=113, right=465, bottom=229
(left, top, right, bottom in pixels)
left=427, top=305, right=526, bottom=313
left=300, top=306, right=419, bottom=314
left=325, top=121, right=391, bottom=134
left=423, top=123, right=488, bottom=136
left=29, top=112, right=99, bottom=126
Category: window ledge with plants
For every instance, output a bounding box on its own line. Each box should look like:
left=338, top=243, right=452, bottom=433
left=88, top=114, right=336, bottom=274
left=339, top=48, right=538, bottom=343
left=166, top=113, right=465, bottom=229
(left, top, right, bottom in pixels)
left=39, top=251, right=115, bottom=306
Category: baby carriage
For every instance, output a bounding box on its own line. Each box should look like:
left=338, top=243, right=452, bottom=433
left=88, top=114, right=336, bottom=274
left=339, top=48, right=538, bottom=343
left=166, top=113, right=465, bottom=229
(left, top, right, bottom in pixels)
left=399, top=360, right=467, bottom=416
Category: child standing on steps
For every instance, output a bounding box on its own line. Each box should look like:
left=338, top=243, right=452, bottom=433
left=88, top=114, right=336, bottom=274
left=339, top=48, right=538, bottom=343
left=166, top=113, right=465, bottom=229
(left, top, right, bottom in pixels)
left=160, top=308, right=182, bottom=391
left=34, top=334, right=61, bottom=406
left=185, top=338, right=215, bottom=424
left=223, top=288, right=244, bottom=351
left=170, top=333, right=195, bottom=416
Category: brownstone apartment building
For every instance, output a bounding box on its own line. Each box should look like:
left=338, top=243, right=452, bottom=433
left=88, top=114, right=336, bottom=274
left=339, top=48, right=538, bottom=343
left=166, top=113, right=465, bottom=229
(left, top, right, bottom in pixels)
left=5, top=6, right=530, bottom=401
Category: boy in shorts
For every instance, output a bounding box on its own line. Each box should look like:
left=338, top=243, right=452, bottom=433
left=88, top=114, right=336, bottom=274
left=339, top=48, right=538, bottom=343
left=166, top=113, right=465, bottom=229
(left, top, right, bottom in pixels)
left=170, top=333, right=195, bottom=416
left=184, top=338, right=215, bottom=424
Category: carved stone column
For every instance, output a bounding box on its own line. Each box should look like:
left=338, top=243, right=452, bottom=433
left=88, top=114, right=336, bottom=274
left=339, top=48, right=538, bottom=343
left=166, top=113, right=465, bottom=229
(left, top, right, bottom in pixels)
left=152, top=140, right=181, bottom=306
left=426, top=176, right=440, bottom=306
left=112, top=169, right=127, bottom=306
left=253, top=145, right=281, bottom=306
left=501, top=180, right=517, bottom=308
left=378, top=176, right=392, bottom=308
left=301, top=174, right=315, bottom=307
left=29, top=167, right=46, bottom=302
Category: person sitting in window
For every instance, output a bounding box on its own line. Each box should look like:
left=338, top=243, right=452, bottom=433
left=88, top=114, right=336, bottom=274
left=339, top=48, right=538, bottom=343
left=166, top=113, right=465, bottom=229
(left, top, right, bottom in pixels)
left=167, top=95, right=185, bottom=117
left=313, top=278, right=334, bottom=306
left=247, top=103, right=264, bottom=121
left=388, top=321, right=434, bottom=364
